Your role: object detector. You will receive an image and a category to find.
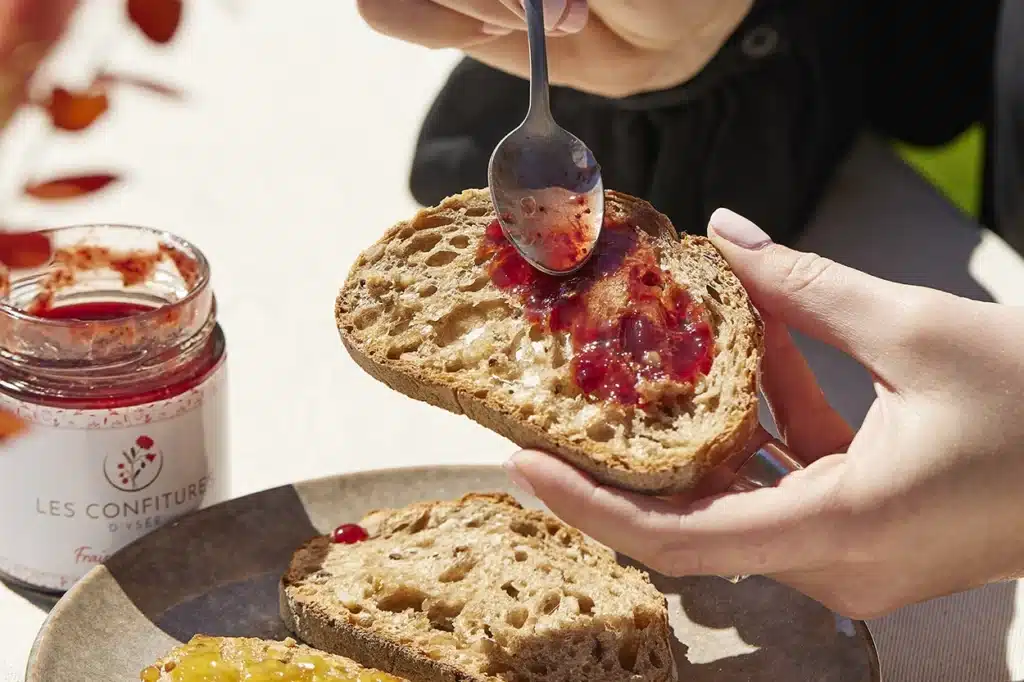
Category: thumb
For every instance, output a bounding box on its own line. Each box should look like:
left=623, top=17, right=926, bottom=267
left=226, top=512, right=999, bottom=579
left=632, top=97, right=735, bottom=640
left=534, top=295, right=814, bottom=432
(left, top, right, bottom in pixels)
left=707, top=208, right=924, bottom=371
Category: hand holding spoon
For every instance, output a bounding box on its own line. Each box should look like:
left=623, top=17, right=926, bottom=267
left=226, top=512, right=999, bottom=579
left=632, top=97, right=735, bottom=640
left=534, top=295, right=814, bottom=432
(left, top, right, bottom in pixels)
left=487, top=0, right=604, bottom=276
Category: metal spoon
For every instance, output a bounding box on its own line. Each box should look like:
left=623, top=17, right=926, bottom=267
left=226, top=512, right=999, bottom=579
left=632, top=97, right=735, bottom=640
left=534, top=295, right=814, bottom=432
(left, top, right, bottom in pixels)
left=487, top=0, right=604, bottom=276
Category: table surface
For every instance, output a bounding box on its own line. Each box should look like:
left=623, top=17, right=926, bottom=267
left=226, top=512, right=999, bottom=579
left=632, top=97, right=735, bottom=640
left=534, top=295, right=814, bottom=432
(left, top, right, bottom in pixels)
left=3, top=2, right=1024, bottom=681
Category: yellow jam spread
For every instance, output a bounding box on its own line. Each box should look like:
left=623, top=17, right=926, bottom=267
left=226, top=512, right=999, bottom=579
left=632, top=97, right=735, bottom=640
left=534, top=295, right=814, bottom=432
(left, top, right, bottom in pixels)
left=139, top=636, right=403, bottom=682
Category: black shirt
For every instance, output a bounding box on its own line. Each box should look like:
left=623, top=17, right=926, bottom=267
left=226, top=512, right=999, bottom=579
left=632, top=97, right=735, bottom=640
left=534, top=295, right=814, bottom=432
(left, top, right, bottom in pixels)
left=409, top=0, right=1008, bottom=249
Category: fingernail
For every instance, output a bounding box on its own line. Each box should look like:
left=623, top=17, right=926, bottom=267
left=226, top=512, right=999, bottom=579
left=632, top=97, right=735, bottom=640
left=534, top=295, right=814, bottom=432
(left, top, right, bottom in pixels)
left=519, top=0, right=569, bottom=31
left=504, top=456, right=536, bottom=496
left=708, top=208, right=772, bottom=249
left=557, top=0, right=588, bottom=33
left=482, top=22, right=514, bottom=36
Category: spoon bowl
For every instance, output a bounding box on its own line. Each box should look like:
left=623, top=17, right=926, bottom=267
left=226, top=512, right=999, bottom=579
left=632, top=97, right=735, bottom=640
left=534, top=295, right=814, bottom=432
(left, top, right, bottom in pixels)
left=487, top=0, right=604, bottom=276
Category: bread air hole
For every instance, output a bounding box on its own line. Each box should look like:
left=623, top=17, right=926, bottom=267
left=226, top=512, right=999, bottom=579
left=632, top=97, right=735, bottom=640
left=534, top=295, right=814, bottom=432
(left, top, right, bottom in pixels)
left=459, top=275, right=489, bottom=293
left=510, top=521, right=539, bottom=537
left=501, top=581, right=520, bottom=599
left=706, top=283, right=723, bottom=305
left=449, top=235, right=470, bottom=249
left=571, top=593, right=595, bottom=615
left=352, top=308, right=380, bottom=330
left=427, top=600, right=465, bottom=632
left=633, top=608, right=653, bottom=630
left=433, top=301, right=513, bottom=348
left=464, top=206, right=489, bottom=217
left=618, top=634, right=639, bottom=672
left=386, top=335, right=423, bottom=360
left=388, top=319, right=412, bottom=337
left=586, top=422, right=615, bottom=443
left=438, top=558, right=477, bottom=583
left=649, top=650, right=662, bottom=669
left=426, top=250, right=459, bottom=267
left=538, top=592, right=561, bottom=615
left=408, top=510, right=430, bottom=533
left=406, top=232, right=443, bottom=255
left=376, top=586, right=427, bottom=613
left=506, top=606, right=529, bottom=629
left=513, top=549, right=528, bottom=562
left=412, top=213, right=452, bottom=230
left=418, top=284, right=438, bottom=297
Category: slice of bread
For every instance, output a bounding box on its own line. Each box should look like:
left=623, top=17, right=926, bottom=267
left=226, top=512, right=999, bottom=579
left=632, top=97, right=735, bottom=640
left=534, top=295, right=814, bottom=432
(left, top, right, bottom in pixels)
left=280, top=493, right=676, bottom=682
left=335, top=189, right=763, bottom=494
left=139, top=634, right=408, bottom=681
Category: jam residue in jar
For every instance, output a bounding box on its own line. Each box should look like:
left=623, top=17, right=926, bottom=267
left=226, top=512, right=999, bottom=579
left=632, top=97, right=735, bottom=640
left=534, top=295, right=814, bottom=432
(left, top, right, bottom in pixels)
left=331, top=523, right=369, bottom=544
left=139, top=636, right=403, bottom=682
left=20, top=241, right=199, bottom=316
left=478, top=217, right=715, bottom=406
left=34, top=300, right=156, bottom=321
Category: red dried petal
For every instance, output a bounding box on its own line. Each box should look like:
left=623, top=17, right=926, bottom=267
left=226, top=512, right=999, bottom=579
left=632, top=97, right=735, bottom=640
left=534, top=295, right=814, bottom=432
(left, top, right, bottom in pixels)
left=24, top=174, right=119, bottom=200
left=0, top=408, right=28, bottom=443
left=46, top=85, right=109, bottom=131
left=0, top=232, right=52, bottom=269
left=136, top=435, right=154, bottom=449
left=126, top=0, right=182, bottom=44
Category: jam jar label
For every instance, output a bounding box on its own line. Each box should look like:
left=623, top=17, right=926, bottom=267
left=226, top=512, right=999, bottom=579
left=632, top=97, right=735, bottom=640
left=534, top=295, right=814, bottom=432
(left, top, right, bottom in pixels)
left=0, top=359, right=228, bottom=592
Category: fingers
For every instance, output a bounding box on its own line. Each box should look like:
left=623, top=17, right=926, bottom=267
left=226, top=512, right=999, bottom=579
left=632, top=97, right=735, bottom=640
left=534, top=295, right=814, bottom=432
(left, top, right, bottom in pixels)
left=760, top=315, right=854, bottom=461
left=357, top=0, right=497, bottom=49
left=466, top=16, right=643, bottom=95
left=358, top=0, right=587, bottom=50
left=589, top=0, right=750, bottom=50
left=506, top=449, right=845, bottom=577
left=707, top=208, right=930, bottom=374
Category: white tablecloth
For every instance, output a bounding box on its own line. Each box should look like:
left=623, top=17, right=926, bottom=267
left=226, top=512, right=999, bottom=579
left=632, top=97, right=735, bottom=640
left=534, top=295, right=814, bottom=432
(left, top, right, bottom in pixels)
left=2, top=1, right=1024, bottom=680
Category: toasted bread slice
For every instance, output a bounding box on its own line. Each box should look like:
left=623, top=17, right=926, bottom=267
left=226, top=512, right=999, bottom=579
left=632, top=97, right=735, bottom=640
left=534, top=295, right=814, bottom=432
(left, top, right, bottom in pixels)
left=139, top=635, right=408, bottom=681
left=280, top=493, right=676, bottom=682
left=335, top=189, right=762, bottom=494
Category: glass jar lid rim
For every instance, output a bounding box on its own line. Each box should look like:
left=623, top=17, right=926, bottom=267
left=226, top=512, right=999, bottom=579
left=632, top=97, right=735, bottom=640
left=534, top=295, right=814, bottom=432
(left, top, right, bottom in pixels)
left=0, top=222, right=211, bottom=326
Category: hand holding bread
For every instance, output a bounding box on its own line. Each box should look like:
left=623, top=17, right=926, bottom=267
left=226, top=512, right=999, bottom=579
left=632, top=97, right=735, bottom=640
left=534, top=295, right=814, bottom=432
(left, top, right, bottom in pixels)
left=509, top=208, right=1024, bottom=619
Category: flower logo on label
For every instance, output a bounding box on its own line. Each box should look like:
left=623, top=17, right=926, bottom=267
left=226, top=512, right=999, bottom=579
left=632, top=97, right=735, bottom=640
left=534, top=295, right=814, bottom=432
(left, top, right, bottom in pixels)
left=103, top=434, right=164, bottom=492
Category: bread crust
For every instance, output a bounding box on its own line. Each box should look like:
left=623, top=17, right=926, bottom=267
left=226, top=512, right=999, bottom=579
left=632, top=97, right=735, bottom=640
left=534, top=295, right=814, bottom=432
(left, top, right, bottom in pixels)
left=335, top=190, right=763, bottom=495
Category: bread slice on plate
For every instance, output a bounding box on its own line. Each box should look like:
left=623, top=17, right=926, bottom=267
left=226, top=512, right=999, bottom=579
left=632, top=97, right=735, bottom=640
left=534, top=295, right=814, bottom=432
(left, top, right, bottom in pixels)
left=280, top=493, right=676, bottom=682
left=335, top=189, right=763, bottom=494
left=139, top=634, right=407, bottom=681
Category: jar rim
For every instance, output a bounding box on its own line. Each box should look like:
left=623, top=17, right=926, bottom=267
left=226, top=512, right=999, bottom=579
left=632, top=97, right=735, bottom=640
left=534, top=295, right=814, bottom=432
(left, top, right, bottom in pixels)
left=0, top=222, right=211, bottom=324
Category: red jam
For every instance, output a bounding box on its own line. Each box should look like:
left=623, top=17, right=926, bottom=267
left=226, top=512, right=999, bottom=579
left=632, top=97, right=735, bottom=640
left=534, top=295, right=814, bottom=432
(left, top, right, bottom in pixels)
left=478, top=218, right=715, bottom=406
left=33, top=300, right=156, bottom=321
left=331, top=523, right=369, bottom=544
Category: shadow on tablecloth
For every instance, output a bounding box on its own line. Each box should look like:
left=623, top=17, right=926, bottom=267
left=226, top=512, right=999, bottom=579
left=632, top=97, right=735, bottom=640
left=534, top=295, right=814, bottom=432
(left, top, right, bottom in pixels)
left=766, top=135, right=1021, bottom=682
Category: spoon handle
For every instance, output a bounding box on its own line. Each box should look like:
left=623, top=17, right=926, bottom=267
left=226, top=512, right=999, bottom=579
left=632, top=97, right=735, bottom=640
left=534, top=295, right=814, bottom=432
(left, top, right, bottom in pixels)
left=523, top=0, right=552, bottom=122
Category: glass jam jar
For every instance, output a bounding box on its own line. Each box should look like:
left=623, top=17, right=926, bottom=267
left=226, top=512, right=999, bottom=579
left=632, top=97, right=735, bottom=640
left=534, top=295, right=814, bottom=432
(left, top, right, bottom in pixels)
left=0, top=224, right=229, bottom=594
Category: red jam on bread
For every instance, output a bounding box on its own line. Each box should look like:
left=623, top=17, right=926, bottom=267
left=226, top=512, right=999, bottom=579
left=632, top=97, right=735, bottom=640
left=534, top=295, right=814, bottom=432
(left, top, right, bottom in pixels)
left=478, top=218, right=715, bottom=407
left=331, top=523, right=369, bottom=544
